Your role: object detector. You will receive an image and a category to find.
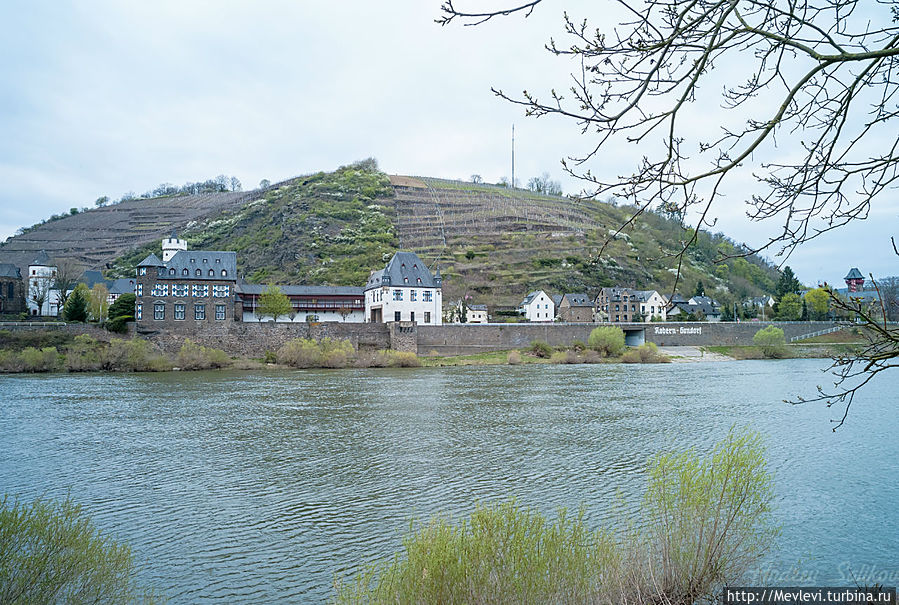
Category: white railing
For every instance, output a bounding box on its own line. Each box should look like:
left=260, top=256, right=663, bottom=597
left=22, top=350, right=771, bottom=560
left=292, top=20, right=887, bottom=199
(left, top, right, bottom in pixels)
left=790, top=326, right=842, bottom=342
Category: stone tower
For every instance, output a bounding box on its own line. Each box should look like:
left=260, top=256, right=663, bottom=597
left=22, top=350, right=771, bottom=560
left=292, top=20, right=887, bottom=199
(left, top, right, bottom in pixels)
left=844, top=267, right=865, bottom=293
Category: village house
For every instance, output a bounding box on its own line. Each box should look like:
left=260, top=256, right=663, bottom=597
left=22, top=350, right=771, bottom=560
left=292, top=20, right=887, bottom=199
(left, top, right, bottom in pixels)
left=595, top=288, right=668, bottom=323
left=519, top=290, right=554, bottom=322
left=364, top=251, right=442, bottom=325
left=667, top=295, right=722, bottom=321
left=0, top=263, right=26, bottom=314
left=557, top=293, right=594, bottom=322
left=467, top=304, right=488, bottom=324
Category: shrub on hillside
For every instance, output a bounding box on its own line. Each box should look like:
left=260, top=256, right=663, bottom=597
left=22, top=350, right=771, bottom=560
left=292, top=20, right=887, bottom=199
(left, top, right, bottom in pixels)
left=335, top=428, right=777, bottom=605
left=105, top=315, right=133, bottom=334
left=753, top=325, right=787, bottom=358
left=176, top=339, right=231, bottom=370
left=588, top=326, right=626, bottom=357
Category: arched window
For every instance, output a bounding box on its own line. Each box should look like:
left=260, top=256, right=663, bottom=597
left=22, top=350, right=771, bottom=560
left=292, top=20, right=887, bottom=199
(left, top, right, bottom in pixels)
left=221, top=270, right=227, bottom=277
left=169, top=268, right=175, bottom=275
left=208, top=269, right=214, bottom=276
left=195, top=269, right=201, bottom=276
left=182, top=268, right=188, bottom=276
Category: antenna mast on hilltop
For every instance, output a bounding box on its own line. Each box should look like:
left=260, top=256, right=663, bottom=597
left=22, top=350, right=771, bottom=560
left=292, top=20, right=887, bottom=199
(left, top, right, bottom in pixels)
left=511, top=124, right=515, bottom=189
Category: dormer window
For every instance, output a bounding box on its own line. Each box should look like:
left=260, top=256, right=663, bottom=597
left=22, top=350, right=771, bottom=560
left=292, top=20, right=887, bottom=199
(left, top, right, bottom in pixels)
left=190, top=258, right=195, bottom=264
left=169, top=268, right=175, bottom=275
left=413, top=264, right=417, bottom=269
left=208, top=269, right=214, bottom=276
left=215, top=258, right=221, bottom=264
left=203, top=258, right=208, bottom=264
left=404, top=277, right=408, bottom=283
left=401, top=263, right=406, bottom=269
left=182, top=268, right=188, bottom=276
left=417, top=278, right=422, bottom=284
left=221, top=270, right=227, bottom=277
left=195, top=269, right=201, bottom=276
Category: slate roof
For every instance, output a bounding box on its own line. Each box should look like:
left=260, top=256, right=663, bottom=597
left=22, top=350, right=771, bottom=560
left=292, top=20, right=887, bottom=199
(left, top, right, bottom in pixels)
left=520, top=290, right=546, bottom=306
left=165, top=250, right=237, bottom=280
left=599, top=287, right=660, bottom=303
left=0, top=263, right=21, bottom=279
left=80, top=270, right=111, bottom=289
left=364, top=251, right=438, bottom=290
left=137, top=253, right=164, bottom=267
left=109, top=278, right=136, bottom=295
left=552, top=294, right=564, bottom=307
left=468, top=304, right=488, bottom=311
left=31, top=250, right=51, bottom=266
left=236, top=284, right=363, bottom=296
left=844, top=267, right=864, bottom=280
left=562, top=292, right=592, bottom=307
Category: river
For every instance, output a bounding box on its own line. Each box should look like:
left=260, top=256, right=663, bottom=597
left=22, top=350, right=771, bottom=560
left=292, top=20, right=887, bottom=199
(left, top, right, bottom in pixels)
left=1, top=360, right=897, bottom=602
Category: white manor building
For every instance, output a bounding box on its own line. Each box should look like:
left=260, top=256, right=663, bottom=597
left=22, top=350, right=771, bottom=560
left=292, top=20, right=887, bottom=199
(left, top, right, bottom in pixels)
left=364, top=251, right=442, bottom=325
left=27, top=250, right=61, bottom=316
left=519, top=290, right=554, bottom=322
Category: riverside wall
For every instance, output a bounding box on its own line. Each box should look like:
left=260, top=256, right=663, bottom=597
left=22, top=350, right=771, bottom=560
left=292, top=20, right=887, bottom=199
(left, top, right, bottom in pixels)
left=416, top=321, right=839, bottom=355
left=1, top=320, right=840, bottom=357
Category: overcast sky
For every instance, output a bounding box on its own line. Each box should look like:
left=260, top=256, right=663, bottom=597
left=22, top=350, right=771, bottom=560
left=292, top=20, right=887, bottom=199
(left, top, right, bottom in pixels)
left=1, top=1, right=895, bottom=287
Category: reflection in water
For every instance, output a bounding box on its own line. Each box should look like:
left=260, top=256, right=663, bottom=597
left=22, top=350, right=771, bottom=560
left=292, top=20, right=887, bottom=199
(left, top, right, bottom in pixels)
left=1, top=360, right=897, bottom=602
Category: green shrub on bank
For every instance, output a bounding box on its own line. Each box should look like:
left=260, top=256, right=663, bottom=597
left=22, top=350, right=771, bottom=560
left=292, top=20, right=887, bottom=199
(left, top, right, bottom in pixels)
left=334, top=428, right=777, bottom=605
left=588, top=326, right=626, bottom=357
left=277, top=337, right=355, bottom=368
left=0, top=495, right=158, bottom=604
left=65, top=334, right=104, bottom=372
left=753, top=325, right=787, bottom=358
left=20, top=347, right=61, bottom=372
left=528, top=340, right=554, bottom=358
left=105, top=315, right=133, bottom=334
left=621, top=342, right=670, bottom=364
left=176, top=339, right=231, bottom=370
left=103, top=339, right=172, bottom=372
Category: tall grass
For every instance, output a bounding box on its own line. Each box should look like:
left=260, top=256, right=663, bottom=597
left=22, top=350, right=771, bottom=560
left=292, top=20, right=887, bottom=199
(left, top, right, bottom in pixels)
left=334, top=428, right=777, bottom=605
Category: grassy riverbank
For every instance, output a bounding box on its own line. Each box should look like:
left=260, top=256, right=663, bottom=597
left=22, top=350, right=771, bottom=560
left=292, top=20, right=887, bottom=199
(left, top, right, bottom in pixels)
left=703, top=342, right=861, bottom=360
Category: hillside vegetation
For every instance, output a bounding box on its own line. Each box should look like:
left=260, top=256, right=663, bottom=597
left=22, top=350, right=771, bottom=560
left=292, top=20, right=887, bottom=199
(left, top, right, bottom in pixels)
left=1, top=162, right=779, bottom=307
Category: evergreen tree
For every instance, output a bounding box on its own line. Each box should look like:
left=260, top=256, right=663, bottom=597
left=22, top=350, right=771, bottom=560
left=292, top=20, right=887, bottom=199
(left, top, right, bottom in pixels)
left=775, top=266, right=802, bottom=300
left=693, top=281, right=705, bottom=297
left=63, top=284, right=89, bottom=322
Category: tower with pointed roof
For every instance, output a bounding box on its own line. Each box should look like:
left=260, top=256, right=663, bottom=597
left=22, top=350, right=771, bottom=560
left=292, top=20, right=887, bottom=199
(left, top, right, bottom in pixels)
left=844, top=268, right=865, bottom=293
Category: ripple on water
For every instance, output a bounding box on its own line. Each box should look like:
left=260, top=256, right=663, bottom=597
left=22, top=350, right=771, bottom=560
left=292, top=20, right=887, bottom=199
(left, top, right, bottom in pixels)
left=1, top=361, right=897, bottom=602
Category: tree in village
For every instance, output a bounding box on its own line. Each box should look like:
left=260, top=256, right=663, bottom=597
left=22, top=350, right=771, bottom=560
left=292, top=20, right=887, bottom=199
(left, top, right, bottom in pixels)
left=439, top=0, right=899, bottom=425
left=775, top=266, right=802, bottom=302
left=89, top=283, right=110, bottom=323
left=256, top=284, right=293, bottom=322
left=52, top=259, right=83, bottom=313
left=804, top=288, right=830, bottom=321
left=693, top=281, right=705, bottom=298
left=62, top=284, right=89, bottom=322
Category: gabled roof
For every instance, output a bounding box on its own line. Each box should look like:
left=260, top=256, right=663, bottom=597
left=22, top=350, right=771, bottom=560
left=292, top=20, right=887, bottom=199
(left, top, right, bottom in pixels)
left=844, top=267, right=864, bottom=280
left=365, top=251, right=439, bottom=290
left=80, top=270, right=112, bottom=290
left=562, top=292, right=592, bottom=307
left=520, top=290, right=548, bottom=306
left=109, top=278, right=136, bottom=295
left=552, top=294, right=564, bottom=307
left=0, top=263, right=21, bottom=279
left=165, top=250, right=237, bottom=280
left=31, top=250, right=51, bottom=267
left=137, top=253, right=164, bottom=267
left=468, top=304, right=488, bottom=311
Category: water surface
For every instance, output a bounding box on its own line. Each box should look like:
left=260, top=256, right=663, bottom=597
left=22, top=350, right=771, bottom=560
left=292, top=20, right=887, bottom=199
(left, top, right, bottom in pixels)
left=1, top=360, right=897, bottom=602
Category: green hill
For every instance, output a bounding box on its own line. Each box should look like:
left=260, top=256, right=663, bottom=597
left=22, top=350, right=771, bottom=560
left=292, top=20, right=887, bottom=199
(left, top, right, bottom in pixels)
left=1, top=160, right=779, bottom=307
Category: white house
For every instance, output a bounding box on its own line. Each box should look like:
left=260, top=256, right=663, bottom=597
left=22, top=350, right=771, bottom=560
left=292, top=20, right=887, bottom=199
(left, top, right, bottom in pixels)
left=26, top=250, right=61, bottom=316
left=467, top=304, right=488, bottom=324
left=364, top=251, right=442, bottom=325
left=519, top=290, right=554, bottom=322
